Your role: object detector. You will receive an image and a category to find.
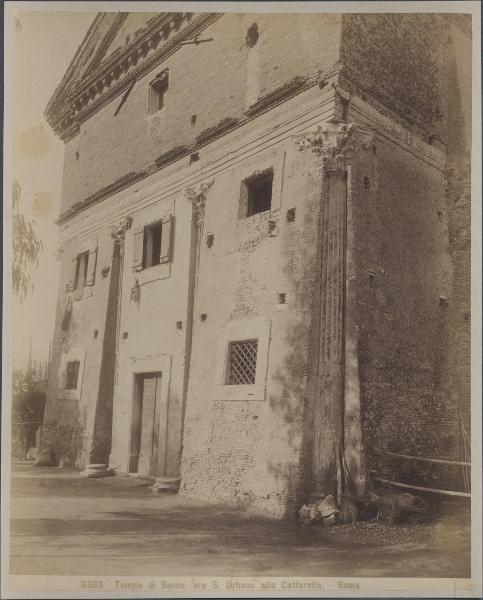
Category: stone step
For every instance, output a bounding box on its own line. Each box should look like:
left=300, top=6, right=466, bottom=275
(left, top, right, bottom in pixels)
left=150, top=477, right=180, bottom=493
left=83, top=464, right=112, bottom=478
left=127, top=472, right=156, bottom=483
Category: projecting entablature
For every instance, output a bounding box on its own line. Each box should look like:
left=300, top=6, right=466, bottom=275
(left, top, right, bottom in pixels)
left=45, top=11, right=220, bottom=141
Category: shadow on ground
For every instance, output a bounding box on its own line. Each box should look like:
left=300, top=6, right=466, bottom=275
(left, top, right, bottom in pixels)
left=9, top=462, right=470, bottom=578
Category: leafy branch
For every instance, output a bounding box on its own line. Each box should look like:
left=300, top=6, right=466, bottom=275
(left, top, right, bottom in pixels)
left=12, top=181, right=43, bottom=302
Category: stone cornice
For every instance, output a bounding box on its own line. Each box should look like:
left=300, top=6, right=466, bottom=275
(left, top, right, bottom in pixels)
left=155, top=145, right=191, bottom=169
left=86, top=14, right=129, bottom=75
left=56, top=171, right=145, bottom=225
left=245, top=76, right=309, bottom=117
left=57, top=88, right=447, bottom=242
left=195, top=117, right=240, bottom=146
left=334, top=69, right=445, bottom=143
left=45, top=12, right=222, bottom=142
left=56, top=66, right=446, bottom=227
left=45, top=14, right=117, bottom=119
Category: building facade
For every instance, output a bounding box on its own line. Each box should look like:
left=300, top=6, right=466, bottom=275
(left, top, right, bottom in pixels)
left=43, top=12, right=471, bottom=518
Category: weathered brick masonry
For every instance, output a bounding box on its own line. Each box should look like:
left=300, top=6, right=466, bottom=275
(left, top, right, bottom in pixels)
left=43, top=12, right=471, bottom=517
left=60, top=13, right=342, bottom=213
left=339, top=14, right=472, bottom=489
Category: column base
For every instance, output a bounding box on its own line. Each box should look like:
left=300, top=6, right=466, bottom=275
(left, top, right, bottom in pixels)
left=150, top=477, right=180, bottom=492
left=83, top=463, right=113, bottom=478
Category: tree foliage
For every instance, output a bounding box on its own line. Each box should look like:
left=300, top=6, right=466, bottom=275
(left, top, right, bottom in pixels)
left=12, top=367, right=46, bottom=458
left=12, top=180, right=43, bottom=302
left=12, top=367, right=46, bottom=424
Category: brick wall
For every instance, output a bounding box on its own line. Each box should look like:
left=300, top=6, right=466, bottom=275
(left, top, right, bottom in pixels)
left=45, top=77, right=339, bottom=484
left=340, top=14, right=446, bottom=140
left=60, top=13, right=342, bottom=215
left=338, top=15, right=472, bottom=491
left=180, top=132, right=325, bottom=518
left=443, top=22, right=472, bottom=441
left=44, top=12, right=471, bottom=507
left=348, top=131, right=461, bottom=488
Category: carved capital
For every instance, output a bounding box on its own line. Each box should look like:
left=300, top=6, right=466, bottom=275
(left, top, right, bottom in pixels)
left=295, top=122, right=374, bottom=172
left=185, top=179, right=214, bottom=225
left=111, top=215, right=132, bottom=249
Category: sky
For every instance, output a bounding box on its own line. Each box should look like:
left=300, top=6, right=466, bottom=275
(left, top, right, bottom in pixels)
left=12, top=11, right=96, bottom=368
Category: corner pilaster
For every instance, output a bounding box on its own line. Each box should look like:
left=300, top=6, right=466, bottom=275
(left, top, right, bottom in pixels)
left=296, top=122, right=374, bottom=497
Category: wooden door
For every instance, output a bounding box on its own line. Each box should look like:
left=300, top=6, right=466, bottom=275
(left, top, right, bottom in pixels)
left=132, top=373, right=168, bottom=477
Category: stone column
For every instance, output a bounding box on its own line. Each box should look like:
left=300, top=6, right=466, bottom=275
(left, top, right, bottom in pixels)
left=175, top=181, right=214, bottom=483
left=296, top=123, right=374, bottom=496
left=185, top=180, right=214, bottom=294
left=84, top=216, right=131, bottom=478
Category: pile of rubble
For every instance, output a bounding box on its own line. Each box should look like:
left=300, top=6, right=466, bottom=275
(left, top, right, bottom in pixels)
left=299, top=488, right=429, bottom=527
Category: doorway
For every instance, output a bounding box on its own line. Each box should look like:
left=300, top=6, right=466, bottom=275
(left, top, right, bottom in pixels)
left=129, top=372, right=167, bottom=476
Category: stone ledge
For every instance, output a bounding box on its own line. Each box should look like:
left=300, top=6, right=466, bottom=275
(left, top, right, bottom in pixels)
left=150, top=477, right=181, bottom=493
left=82, top=463, right=113, bottom=478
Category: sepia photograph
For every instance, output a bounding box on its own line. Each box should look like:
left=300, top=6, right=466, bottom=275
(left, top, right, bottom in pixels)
left=2, top=1, right=481, bottom=597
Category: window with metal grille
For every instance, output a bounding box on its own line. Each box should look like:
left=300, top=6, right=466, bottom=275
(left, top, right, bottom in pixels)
left=65, top=360, right=80, bottom=390
left=227, top=340, right=258, bottom=385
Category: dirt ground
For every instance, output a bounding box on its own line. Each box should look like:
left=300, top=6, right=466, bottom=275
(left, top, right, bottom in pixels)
left=8, top=462, right=471, bottom=578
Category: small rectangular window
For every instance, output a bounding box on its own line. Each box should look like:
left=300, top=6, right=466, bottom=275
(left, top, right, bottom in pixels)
left=240, top=170, right=273, bottom=218
left=65, top=360, right=80, bottom=390
left=148, top=70, right=169, bottom=115
left=227, top=339, right=258, bottom=385
left=143, top=221, right=163, bottom=268
left=74, top=251, right=89, bottom=289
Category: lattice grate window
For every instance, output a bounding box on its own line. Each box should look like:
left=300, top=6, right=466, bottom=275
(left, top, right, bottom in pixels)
left=65, top=360, right=80, bottom=390
left=227, top=340, right=258, bottom=385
